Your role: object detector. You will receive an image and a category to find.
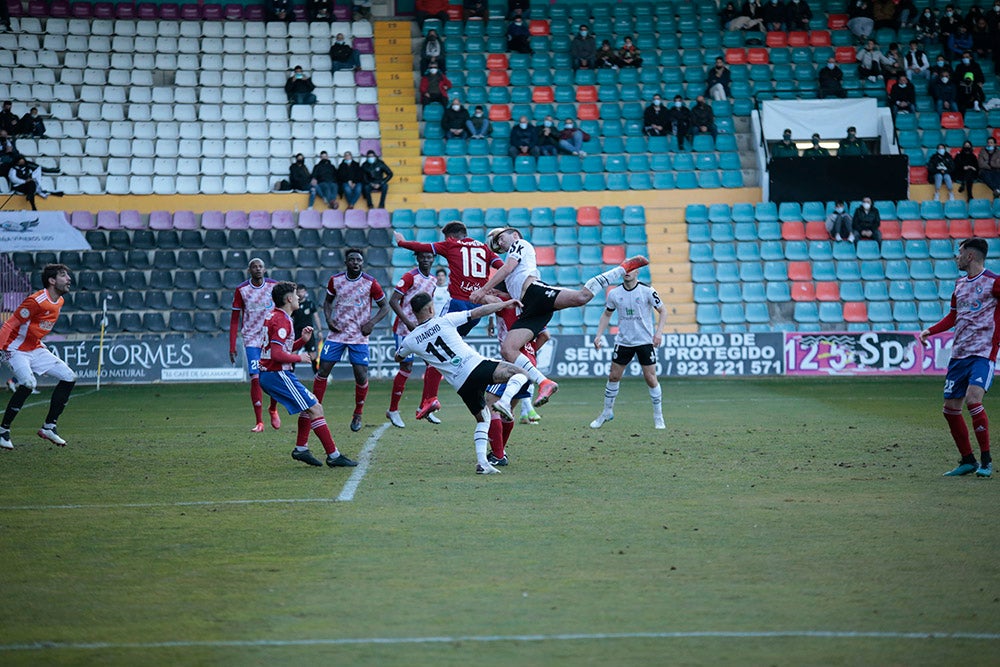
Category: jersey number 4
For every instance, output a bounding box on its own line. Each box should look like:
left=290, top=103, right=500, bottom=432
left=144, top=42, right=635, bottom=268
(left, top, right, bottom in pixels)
left=460, top=246, right=488, bottom=279
left=425, top=336, right=456, bottom=363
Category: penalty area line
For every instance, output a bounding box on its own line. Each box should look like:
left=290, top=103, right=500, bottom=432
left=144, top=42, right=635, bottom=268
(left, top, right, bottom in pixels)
left=2, top=630, right=1000, bottom=652
left=336, top=422, right=389, bottom=502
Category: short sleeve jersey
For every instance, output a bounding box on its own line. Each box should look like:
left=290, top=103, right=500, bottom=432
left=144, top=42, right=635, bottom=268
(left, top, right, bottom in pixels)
left=232, top=278, right=278, bottom=348
left=393, top=268, right=438, bottom=335
left=260, top=308, right=297, bottom=372
left=397, top=311, right=486, bottom=389
left=606, top=282, right=662, bottom=347
left=326, top=271, right=386, bottom=343
left=398, top=237, right=504, bottom=300
left=505, top=237, right=540, bottom=301
left=0, top=289, right=63, bottom=352
left=949, top=270, right=1000, bottom=360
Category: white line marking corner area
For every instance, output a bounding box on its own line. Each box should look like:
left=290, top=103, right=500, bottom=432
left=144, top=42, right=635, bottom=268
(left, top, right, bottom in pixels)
left=336, top=422, right=389, bottom=502
left=2, top=630, right=999, bottom=652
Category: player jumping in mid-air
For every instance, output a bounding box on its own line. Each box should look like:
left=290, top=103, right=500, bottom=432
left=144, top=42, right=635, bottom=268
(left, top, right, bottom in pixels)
left=395, top=292, right=530, bottom=475
left=313, top=248, right=390, bottom=432
left=393, top=221, right=506, bottom=424
left=589, top=268, right=669, bottom=430
left=259, top=281, right=357, bottom=468
left=229, top=257, right=281, bottom=433
left=386, top=250, right=437, bottom=428
left=0, top=264, right=77, bottom=449
left=471, top=226, right=649, bottom=407
left=921, top=237, right=997, bottom=477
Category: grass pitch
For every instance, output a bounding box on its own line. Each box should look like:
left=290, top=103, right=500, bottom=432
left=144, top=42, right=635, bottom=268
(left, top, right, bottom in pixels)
left=1, top=376, right=998, bottom=666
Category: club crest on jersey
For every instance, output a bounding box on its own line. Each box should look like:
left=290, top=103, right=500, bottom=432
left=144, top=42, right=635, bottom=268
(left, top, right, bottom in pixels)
left=19, top=308, right=29, bottom=318
left=278, top=327, right=287, bottom=338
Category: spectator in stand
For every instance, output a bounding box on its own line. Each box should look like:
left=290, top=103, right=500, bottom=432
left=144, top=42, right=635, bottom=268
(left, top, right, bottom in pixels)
left=337, top=152, right=365, bottom=209
left=0, top=0, right=9, bottom=31
left=690, top=96, right=717, bottom=141
left=978, top=136, right=1000, bottom=197
left=888, top=75, right=916, bottom=115
left=771, top=129, right=799, bottom=157
left=537, top=116, right=559, bottom=155
left=508, top=115, right=538, bottom=158
left=570, top=24, right=596, bottom=70
left=464, top=0, right=487, bottom=21
left=308, top=150, right=338, bottom=210
left=882, top=43, right=905, bottom=78
left=0, top=101, right=18, bottom=136
left=414, top=0, right=449, bottom=28
left=847, top=0, right=875, bottom=41
left=507, top=14, right=532, bottom=54
left=666, top=95, right=693, bottom=150
left=957, top=71, right=986, bottom=112
left=989, top=0, right=1000, bottom=32
left=558, top=118, right=589, bottom=156
left=284, top=153, right=312, bottom=192
left=617, top=36, right=642, bottom=68
left=720, top=1, right=741, bottom=29
left=420, top=29, right=444, bottom=74
left=285, top=66, right=317, bottom=106
left=705, top=57, right=732, bottom=100
left=785, top=0, right=812, bottom=31
left=954, top=51, right=985, bottom=85
left=838, top=126, right=870, bottom=155
left=419, top=62, right=451, bottom=106
left=916, top=8, right=939, bottom=49
left=826, top=200, right=854, bottom=241
left=894, top=0, right=916, bottom=28
left=735, top=0, right=766, bottom=33
left=929, top=67, right=958, bottom=112
left=852, top=196, right=882, bottom=246
left=466, top=105, right=491, bottom=139
left=857, top=39, right=887, bottom=81
left=442, top=97, right=470, bottom=141
left=330, top=33, right=361, bottom=72
left=802, top=133, right=830, bottom=156
left=267, top=0, right=292, bottom=21
left=939, top=5, right=962, bottom=53
left=0, top=130, right=19, bottom=172
left=948, top=24, right=974, bottom=60
left=971, top=17, right=992, bottom=60
left=353, top=0, right=372, bottom=20
left=9, top=157, right=60, bottom=210
left=904, top=40, right=931, bottom=79
left=873, top=0, right=896, bottom=29
left=818, top=56, right=847, bottom=98
left=954, top=140, right=979, bottom=200
left=308, top=0, right=334, bottom=21
left=361, top=150, right=393, bottom=209
left=596, top=40, right=620, bottom=69
left=17, top=108, right=45, bottom=138
left=762, top=0, right=786, bottom=31
left=507, top=0, right=528, bottom=20
left=643, top=95, right=669, bottom=136
left=929, top=143, right=957, bottom=201
left=930, top=54, right=953, bottom=81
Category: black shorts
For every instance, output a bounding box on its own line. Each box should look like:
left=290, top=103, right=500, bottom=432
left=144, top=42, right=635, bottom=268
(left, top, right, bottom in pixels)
left=457, top=359, right=499, bottom=414
left=612, top=343, right=657, bottom=367
left=511, top=282, right=562, bottom=336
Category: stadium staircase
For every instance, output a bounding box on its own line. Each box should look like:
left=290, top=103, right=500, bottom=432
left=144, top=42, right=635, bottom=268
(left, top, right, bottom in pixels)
left=374, top=19, right=423, bottom=202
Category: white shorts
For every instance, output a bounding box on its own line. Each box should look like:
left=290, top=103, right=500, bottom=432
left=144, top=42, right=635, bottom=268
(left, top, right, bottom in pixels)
left=5, top=347, right=76, bottom=389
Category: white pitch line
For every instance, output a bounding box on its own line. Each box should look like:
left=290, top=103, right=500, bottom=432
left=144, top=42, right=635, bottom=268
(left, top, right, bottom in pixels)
left=336, top=422, right=389, bottom=502
left=0, top=498, right=339, bottom=511
left=2, top=630, right=999, bottom=652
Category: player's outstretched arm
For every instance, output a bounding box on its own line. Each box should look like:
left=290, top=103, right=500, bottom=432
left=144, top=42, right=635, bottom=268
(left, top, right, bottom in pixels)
left=471, top=257, right=519, bottom=302
left=469, top=298, right=521, bottom=321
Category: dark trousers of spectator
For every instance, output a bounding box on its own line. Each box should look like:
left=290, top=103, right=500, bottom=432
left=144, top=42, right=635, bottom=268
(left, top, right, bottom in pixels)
left=854, top=230, right=882, bottom=247
left=819, top=85, right=847, bottom=99
left=858, top=62, right=882, bottom=79
left=331, top=51, right=361, bottom=71
left=289, top=92, right=317, bottom=105
left=423, top=93, right=446, bottom=106
left=957, top=175, right=977, bottom=201
left=982, top=170, right=1000, bottom=196
left=364, top=183, right=388, bottom=209
left=694, top=123, right=718, bottom=140
left=13, top=182, right=37, bottom=210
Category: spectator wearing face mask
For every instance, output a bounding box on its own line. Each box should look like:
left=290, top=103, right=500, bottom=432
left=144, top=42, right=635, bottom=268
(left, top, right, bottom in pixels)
left=595, top=41, right=620, bottom=69
left=954, top=51, right=984, bottom=86
left=954, top=141, right=979, bottom=201
left=617, top=36, right=642, bottom=68
left=536, top=116, right=559, bottom=155
left=466, top=105, right=491, bottom=140
left=284, top=153, right=312, bottom=192
left=938, top=5, right=962, bottom=53
left=916, top=8, right=938, bottom=48
left=285, top=66, right=317, bottom=106
left=665, top=96, right=693, bottom=150
left=818, top=57, right=847, bottom=98
left=420, top=29, right=445, bottom=74
left=929, top=68, right=958, bottom=112
left=705, top=58, right=732, bottom=100
left=691, top=97, right=717, bottom=141
left=978, top=137, right=1000, bottom=198
left=361, top=151, right=393, bottom=209
left=507, top=15, right=532, bottom=54
left=856, top=39, right=888, bottom=82
left=337, top=152, right=365, bottom=209
left=838, top=126, right=869, bottom=156
left=558, top=119, right=590, bottom=156
left=888, top=76, right=916, bottom=115
left=826, top=201, right=854, bottom=242
left=329, top=33, right=361, bottom=72
left=851, top=197, right=882, bottom=246
left=785, top=0, right=812, bottom=30
left=771, top=129, right=799, bottom=158
left=928, top=144, right=956, bottom=201
left=442, top=97, right=470, bottom=141
left=904, top=40, right=931, bottom=79
left=570, top=25, right=596, bottom=70
left=802, top=133, right=829, bottom=157
left=643, top=95, right=669, bottom=136
left=761, top=0, right=785, bottom=31
left=17, top=107, right=45, bottom=138
left=957, top=71, right=986, bottom=113
left=0, top=130, right=19, bottom=171
left=508, top=115, right=538, bottom=158
left=419, top=63, right=451, bottom=106
left=309, top=150, right=339, bottom=210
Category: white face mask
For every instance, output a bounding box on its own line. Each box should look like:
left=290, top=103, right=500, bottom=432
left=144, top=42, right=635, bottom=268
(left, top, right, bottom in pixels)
left=519, top=122, right=527, bottom=129
left=941, top=76, right=950, bottom=83
left=963, top=58, right=970, bottom=64
left=580, top=30, right=588, bottom=36
left=653, top=99, right=661, bottom=106
left=344, top=157, right=353, bottom=163
left=938, top=148, right=946, bottom=155
left=989, top=145, right=996, bottom=151
left=827, top=62, right=835, bottom=69
left=367, top=156, right=375, bottom=163
left=475, top=112, right=483, bottom=118
left=674, top=101, right=682, bottom=108
left=452, top=104, right=460, bottom=110
left=835, top=206, right=844, bottom=213
left=428, top=68, right=438, bottom=74
left=862, top=203, right=871, bottom=210
left=565, top=123, right=574, bottom=129
left=543, top=120, right=552, bottom=127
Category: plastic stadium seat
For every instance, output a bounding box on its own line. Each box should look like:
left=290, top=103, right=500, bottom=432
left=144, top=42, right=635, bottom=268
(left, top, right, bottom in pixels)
left=794, top=302, right=819, bottom=323
left=843, top=302, right=868, bottom=322
left=787, top=261, right=812, bottom=280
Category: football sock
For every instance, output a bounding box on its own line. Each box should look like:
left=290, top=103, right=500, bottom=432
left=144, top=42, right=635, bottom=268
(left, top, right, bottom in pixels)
left=44, top=380, right=75, bottom=425
left=354, top=381, right=369, bottom=416
left=250, top=376, right=263, bottom=422
left=488, top=413, right=504, bottom=458
left=944, top=407, right=973, bottom=456
left=502, top=418, right=514, bottom=445
left=520, top=387, right=534, bottom=416
left=649, top=383, right=663, bottom=418
left=969, top=402, right=991, bottom=456
left=514, top=353, right=546, bottom=384
left=499, top=373, right=528, bottom=405
left=389, top=370, right=410, bottom=412
left=474, top=416, right=490, bottom=466
left=312, top=375, right=328, bottom=403
left=422, top=366, right=442, bottom=403
left=584, top=266, right=625, bottom=297
left=311, top=417, right=337, bottom=455
left=268, top=398, right=278, bottom=413
left=296, top=414, right=311, bottom=447
left=603, top=380, right=620, bottom=413
left=2, top=385, right=32, bottom=429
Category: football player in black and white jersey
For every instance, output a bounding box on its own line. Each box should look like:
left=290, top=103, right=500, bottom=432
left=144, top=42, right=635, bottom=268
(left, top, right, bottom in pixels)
left=590, top=268, right=668, bottom=430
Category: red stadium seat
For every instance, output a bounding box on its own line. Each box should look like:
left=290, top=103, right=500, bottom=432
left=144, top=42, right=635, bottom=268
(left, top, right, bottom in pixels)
left=788, top=31, right=809, bottom=46
left=532, top=86, right=554, bottom=103
left=529, top=19, right=549, bottom=35
left=843, top=302, right=868, bottom=322
left=486, top=53, right=509, bottom=70
left=422, top=157, right=445, bottom=175
left=949, top=218, right=973, bottom=238
left=577, top=206, right=600, bottom=225
left=577, top=103, right=599, bottom=120
left=788, top=262, right=812, bottom=281
left=576, top=85, right=597, bottom=102
left=446, top=5, right=463, bottom=20
left=535, top=245, right=556, bottom=265
left=791, top=280, right=816, bottom=300
left=924, top=219, right=949, bottom=239
left=487, top=70, right=509, bottom=87
left=880, top=219, right=902, bottom=239
left=748, top=48, right=769, bottom=64
left=815, top=282, right=840, bottom=301
left=805, top=221, right=828, bottom=240
left=909, top=166, right=928, bottom=184
left=940, top=111, right=964, bottom=129
left=834, top=46, right=856, bottom=63
left=809, top=30, right=832, bottom=46
left=827, top=14, right=848, bottom=29
left=973, top=219, right=998, bottom=237
left=900, top=219, right=925, bottom=239
left=781, top=221, right=806, bottom=240
left=488, top=104, right=511, bottom=121
left=765, top=32, right=787, bottom=47
left=602, top=245, right=626, bottom=264
left=725, top=48, right=747, bottom=64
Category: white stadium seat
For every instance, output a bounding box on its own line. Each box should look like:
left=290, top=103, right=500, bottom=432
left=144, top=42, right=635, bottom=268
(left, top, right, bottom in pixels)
left=129, top=176, right=153, bottom=195
left=113, top=20, right=137, bottom=37
left=105, top=175, right=129, bottom=194
left=91, top=19, right=114, bottom=35
left=131, top=158, right=154, bottom=176
left=200, top=176, right=224, bottom=195
left=155, top=140, right=180, bottom=158
left=154, top=157, right=178, bottom=175
left=80, top=157, right=104, bottom=175
left=222, top=175, right=246, bottom=194
left=56, top=176, right=80, bottom=195
left=79, top=176, right=104, bottom=193
left=153, top=176, right=177, bottom=195
left=175, top=176, right=200, bottom=194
